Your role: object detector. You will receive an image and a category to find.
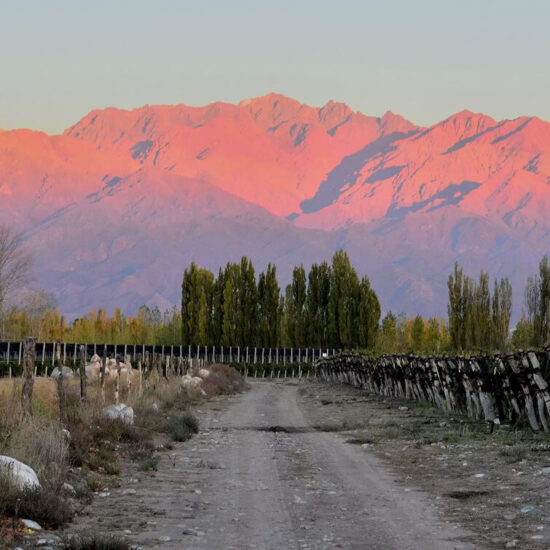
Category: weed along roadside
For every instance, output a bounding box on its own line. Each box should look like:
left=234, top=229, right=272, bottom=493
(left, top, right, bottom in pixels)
left=0, top=337, right=246, bottom=550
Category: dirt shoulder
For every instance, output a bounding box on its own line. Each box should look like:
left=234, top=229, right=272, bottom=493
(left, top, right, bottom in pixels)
left=298, top=380, right=550, bottom=550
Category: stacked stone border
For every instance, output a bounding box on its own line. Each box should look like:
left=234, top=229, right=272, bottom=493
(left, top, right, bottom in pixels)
left=315, top=351, right=550, bottom=433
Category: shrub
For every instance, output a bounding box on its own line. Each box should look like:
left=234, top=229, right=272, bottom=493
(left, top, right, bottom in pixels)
left=0, top=474, right=72, bottom=529
left=68, top=412, right=150, bottom=473
left=62, top=534, right=130, bottom=550
left=137, top=457, right=158, bottom=472
left=165, top=413, right=199, bottom=442
left=200, top=364, right=246, bottom=396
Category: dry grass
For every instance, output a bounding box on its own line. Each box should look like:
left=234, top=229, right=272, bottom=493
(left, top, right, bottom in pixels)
left=3, top=420, right=69, bottom=490
left=0, top=363, right=246, bottom=540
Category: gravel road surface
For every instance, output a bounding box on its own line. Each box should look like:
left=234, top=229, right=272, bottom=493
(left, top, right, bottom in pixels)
left=68, top=381, right=476, bottom=549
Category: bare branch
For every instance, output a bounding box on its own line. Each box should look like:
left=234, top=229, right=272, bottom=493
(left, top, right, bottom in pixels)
left=0, top=224, right=34, bottom=316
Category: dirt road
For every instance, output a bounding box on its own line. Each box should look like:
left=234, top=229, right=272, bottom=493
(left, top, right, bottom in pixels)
left=69, top=381, right=476, bottom=549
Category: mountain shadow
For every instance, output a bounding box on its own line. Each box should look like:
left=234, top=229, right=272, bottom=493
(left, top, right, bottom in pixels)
left=299, top=131, right=415, bottom=214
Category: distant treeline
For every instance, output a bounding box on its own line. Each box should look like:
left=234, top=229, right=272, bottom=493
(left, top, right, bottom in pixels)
left=181, top=251, right=381, bottom=350
left=2, top=297, right=181, bottom=345
left=3, top=253, right=550, bottom=354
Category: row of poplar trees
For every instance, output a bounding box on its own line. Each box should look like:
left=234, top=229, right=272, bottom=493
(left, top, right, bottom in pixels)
left=517, top=255, right=550, bottom=348
left=447, top=262, right=512, bottom=351
left=181, top=251, right=381, bottom=350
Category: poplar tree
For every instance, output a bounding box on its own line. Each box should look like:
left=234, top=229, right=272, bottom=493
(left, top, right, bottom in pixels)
left=358, top=276, right=380, bottom=349
left=305, top=262, right=331, bottom=347
left=258, top=264, right=280, bottom=347
left=447, top=262, right=465, bottom=350
left=287, top=266, right=307, bottom=347
left=222, top=262, right=239, bottom=346
left=328, top=250, right=360, bottom=348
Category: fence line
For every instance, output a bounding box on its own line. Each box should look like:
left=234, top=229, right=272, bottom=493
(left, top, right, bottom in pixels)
left=315, top=351, right=550, bottom=432
left=0, top=341, right=336, bottom=368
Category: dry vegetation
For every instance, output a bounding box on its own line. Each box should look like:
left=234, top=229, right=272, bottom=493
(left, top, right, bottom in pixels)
left=0, top=363, right=246, bottom=548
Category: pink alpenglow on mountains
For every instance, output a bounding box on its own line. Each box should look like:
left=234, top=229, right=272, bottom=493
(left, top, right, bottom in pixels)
left=1, top=93, right=549, bottom=318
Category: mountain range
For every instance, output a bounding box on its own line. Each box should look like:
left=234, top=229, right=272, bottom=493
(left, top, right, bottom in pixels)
left=2, top=93, right=549, bottom=320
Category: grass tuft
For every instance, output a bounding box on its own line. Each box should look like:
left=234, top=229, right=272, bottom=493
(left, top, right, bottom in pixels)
left=165, top=412, right=199, bottom=442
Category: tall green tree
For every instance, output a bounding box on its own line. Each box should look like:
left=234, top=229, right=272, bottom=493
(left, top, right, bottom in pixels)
left=447, top=262, right=465, bottom=350
left=358, top=276, right=380, bottom=349
left=221, top=262, right=240, bottom=346
left=305, top=262, right=332, bottom=347
left=212, top=268, right=226, bottom=344
left=181, top=262, right=214, bottom=345
left=328, top=250, right=361, bottom=348
left=285, top=265, right=307, bottom=347
left=258, top=264, right=280, bottom=347
left=237, top=256, right=258, bottom=346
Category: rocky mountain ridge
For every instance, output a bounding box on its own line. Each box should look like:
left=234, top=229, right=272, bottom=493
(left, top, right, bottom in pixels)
left=2, top=94, right=549, bottom=319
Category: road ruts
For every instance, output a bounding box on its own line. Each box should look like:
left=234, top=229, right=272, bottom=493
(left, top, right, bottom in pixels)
left=65, top=381, right=476, bottom=549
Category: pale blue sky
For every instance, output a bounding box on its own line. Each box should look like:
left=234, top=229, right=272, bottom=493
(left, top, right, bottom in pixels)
left=1, top=0, right=549, bottom=133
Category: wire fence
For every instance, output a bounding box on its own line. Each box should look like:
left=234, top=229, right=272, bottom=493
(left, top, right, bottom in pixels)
left=0, top=341, right=336, bottom=377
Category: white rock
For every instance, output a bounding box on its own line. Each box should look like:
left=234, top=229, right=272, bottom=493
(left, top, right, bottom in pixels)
left=0, top=456, right=40, bottom=491
left=50, top=366, right=75, bottom=379
left=182, top=374, right=203, bottom=389
left=198, top=368, right=210, bottom=379
left=21, top=518, right=42, bottom=530
left=102, top=403, right=134, bottom=425
left=63, top=482, right=76, bottom=496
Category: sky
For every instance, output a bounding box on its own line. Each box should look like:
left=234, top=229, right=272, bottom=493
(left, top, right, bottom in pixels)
left=1, top=0, right=549, bottom=134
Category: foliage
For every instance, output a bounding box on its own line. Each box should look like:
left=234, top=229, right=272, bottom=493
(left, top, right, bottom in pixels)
left=3, top=304, right=182, bottom=344
left=447, top=262, right=512, bottom=351
left=180, top=251, right=381, bottom=350
left=376, top=311, right=450, bottom=354
left=165, top=412, right=199, bottom=442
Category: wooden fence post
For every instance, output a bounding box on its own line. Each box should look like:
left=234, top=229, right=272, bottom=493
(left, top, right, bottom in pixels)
left=21, top=337, right=36, bottom=417
left=79, top=344, right=87, bottom=402
left=138, top=358, right=143, bottom=397
left=56, top=341, right=67, bottom=423
left=100, top=344, right=107, bottom=403
left=115, top=356, right=121, bottom=404
left=127, top=356, right=132, bottom=395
